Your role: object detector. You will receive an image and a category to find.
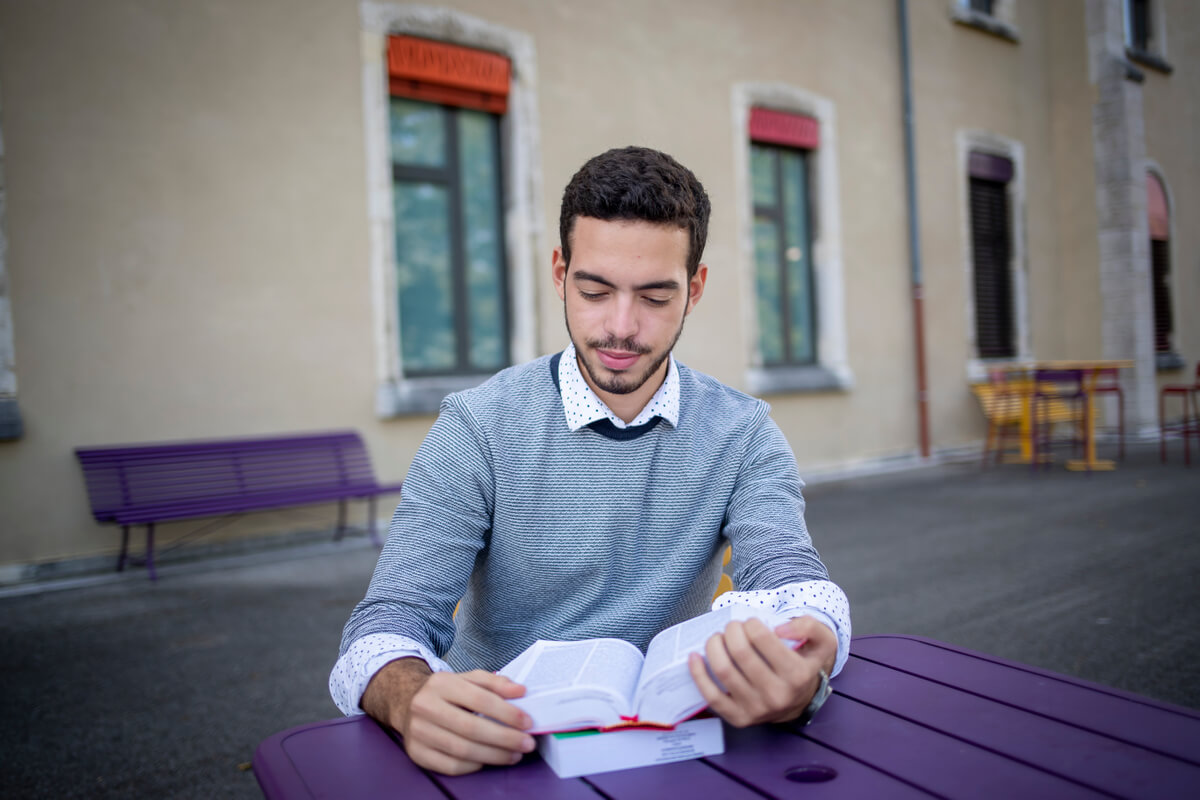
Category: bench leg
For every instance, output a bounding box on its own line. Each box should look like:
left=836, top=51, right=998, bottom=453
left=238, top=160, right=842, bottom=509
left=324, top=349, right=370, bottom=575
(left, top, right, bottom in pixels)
left=334, top=499, right=347, bottom=542
left=367, top=497, right=381, bottom=548
left=145, top=523, right=157, bottom=582
left=117, top=525, right=130, bottom=572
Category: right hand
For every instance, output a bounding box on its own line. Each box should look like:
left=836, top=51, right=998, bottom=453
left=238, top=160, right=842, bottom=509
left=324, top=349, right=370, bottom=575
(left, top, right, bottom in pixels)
left=360, top=657, right=536, bottom=775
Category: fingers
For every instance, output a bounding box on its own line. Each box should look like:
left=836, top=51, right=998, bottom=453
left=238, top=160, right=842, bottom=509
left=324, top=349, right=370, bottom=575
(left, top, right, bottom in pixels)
left=692, top=619, right=823, bottom=727
left=403, top=670, right=536, bottom=775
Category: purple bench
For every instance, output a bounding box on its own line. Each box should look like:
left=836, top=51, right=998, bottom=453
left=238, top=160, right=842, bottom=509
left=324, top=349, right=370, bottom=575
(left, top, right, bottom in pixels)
left=75, top=430, right=402, bottom=580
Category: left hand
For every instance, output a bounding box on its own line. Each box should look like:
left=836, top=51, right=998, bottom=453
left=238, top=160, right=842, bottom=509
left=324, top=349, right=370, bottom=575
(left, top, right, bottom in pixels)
left=687, top=615, right=837, bottom=727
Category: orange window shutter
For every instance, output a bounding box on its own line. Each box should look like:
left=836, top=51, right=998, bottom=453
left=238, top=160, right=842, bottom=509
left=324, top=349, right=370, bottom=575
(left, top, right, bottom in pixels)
left=387, top=35, right=511, bottom=114
left=749, top=107, right=819, bottom=150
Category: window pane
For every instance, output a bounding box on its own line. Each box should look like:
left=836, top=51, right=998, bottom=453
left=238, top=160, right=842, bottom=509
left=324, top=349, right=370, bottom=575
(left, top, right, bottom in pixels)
left=457, top=110, right=507, bottom=371
left=754, top=216, right=785, bottom=365
left=751, top=145, right=777, bottom=208
left=389, top=98, right=445, bottom=167
left=395, top=181, right=455, bottom=372
left=782, top=151, right=815, bottom=363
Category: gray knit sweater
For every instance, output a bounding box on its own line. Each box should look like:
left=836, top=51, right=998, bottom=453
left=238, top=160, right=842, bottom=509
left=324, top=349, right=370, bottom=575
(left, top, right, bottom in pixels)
left=338, top=353, right=832, bottom=672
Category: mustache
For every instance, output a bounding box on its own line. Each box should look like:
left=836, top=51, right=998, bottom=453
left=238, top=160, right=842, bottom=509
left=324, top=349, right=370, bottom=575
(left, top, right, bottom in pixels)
left=586, top=337, right=652, bottom=355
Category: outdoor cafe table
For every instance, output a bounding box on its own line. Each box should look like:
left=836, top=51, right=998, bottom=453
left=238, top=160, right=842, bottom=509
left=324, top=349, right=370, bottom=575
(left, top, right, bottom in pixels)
left=993, top=360, right=1133, bottom=471
left=253, top=634, right=1200, bottom=799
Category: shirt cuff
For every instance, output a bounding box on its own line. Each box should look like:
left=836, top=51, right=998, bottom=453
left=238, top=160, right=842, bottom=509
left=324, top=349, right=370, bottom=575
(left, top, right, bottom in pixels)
left=711, top=579, right=851, bottom=677
left=329, top=633, right=453, bottom=716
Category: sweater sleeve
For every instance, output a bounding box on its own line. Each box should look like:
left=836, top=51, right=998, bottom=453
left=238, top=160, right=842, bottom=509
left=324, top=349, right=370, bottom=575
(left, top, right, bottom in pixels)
left=723, top=413, right=833, bottom=593
left=336, top=396, right=494, bottom=660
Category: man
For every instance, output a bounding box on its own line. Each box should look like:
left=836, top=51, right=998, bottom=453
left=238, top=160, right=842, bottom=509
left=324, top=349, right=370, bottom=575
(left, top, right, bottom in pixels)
left=331, top=146, right=850, bottom=776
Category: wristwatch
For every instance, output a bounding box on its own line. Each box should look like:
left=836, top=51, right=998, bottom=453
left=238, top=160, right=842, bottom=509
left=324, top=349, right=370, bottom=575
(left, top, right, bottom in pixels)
left=794, top=669, right=832, bottom=727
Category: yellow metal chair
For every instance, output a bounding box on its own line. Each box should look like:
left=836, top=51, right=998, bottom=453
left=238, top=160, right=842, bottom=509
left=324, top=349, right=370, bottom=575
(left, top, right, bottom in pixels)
left=713, top=545, right=733, bottom=600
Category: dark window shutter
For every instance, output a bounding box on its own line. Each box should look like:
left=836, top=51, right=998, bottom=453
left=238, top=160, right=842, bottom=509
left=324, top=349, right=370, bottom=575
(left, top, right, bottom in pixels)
left=1151, top=239, right=1173, bottom=353
left=969, top=177, right=1015, bottom=359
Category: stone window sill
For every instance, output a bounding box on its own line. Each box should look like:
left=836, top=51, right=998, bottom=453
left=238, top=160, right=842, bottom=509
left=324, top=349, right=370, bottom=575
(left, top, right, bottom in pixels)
left=951, top=10, right=1020, bottom=44
left=377, top=374, right=494, bottom=417
left=1126, top=48, right=1174, bottom=75
left=747, top=365, right=851, bottom=396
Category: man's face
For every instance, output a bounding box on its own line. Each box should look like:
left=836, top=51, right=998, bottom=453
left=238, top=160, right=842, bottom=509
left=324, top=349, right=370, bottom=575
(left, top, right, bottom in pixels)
left=553, top=217, right=707, bottom=407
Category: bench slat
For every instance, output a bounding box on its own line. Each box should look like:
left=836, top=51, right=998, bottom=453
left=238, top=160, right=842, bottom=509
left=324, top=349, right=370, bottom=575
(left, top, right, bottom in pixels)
left=74, top=431, right=402, bottom=578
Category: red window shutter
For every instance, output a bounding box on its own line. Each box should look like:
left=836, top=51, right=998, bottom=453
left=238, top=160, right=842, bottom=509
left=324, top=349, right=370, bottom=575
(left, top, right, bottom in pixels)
left=387, top=35, right=511, bottom=114
left=749, top=108, right=819, bottom=150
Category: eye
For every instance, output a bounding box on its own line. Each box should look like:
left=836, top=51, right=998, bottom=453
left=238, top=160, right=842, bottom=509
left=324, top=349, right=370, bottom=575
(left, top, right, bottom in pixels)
left=579, top=290, right=607, bottom=301
left=643, top=296, right=670, bottom=307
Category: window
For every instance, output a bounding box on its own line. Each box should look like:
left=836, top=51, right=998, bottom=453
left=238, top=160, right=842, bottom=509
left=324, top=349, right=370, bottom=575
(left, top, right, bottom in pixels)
left=0, top=90, right=19, bottom=441
left=360, top=5, right=542, bottom=416
left=389, top=97, right=509, bottom=375
left=1123, top=0, right=1173, bottom=72
left=968, top=152, right=1015, bottom=360
left=950, top=0, right=1019, bottom=42
left=1126, top=0, right=1151, bottom=53
left=1146, top=171, right=1178, bottom=364
left=958, top=131, right=1028, bottom=377
left=733, top=87, right=851, bottom=395
left=751, top=141, right=815, bottom=366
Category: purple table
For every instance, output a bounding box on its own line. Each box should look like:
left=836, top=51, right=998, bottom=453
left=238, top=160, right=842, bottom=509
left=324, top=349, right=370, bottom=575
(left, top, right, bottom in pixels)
left=254, top=635, right=1200, bottom=798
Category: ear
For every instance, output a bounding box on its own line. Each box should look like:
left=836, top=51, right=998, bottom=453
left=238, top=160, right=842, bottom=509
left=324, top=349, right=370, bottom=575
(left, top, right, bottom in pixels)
left=685, top=264, right=708, bottom=315
left=552, top=247, right=568, bottom=301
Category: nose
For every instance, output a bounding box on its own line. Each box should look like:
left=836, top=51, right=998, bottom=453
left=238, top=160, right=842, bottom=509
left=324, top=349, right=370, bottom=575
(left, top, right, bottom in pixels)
left=605, top=294, right=639, bottom=343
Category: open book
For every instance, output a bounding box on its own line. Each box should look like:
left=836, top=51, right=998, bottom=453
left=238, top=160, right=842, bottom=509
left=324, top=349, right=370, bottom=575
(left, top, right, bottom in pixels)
left=497, top=604, right=796, bottom=734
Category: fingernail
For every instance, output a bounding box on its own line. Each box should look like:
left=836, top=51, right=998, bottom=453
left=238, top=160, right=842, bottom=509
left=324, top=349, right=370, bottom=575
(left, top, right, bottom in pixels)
left=510, top=751, right=524, bottom=764
left=520, top=714, right=533, bottom=729
left=522, top=736, right=536, bottom=752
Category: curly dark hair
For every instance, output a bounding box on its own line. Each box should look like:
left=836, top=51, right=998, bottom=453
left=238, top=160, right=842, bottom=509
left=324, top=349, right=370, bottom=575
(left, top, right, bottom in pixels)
left=558, top=146, right=711, bottom=279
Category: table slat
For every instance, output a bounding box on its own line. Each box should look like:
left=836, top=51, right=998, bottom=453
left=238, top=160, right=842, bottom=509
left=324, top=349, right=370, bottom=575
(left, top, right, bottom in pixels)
left=708, top=725, right=937, bottom=799
left=583, top=756, right=764, bottom=799
left=851, top=635, right=1200, bottom=763
left=435, top=754, right=601, bottom=799
left=833, top=654, right=1200, bottom=798
left=255, top=716, right=444, bottom=799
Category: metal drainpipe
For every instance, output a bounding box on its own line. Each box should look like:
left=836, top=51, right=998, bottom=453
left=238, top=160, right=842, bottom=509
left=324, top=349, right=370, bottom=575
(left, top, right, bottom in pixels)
left=898, top=0, right=931, bottom=458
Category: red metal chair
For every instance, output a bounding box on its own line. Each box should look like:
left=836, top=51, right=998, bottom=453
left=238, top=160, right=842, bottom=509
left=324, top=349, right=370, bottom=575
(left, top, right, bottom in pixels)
left=1160, top=363, right=1200, bottom=465
left=1030, top=369, right=1086, bottom=470
left=1090, top=367, right=1125, bottom=460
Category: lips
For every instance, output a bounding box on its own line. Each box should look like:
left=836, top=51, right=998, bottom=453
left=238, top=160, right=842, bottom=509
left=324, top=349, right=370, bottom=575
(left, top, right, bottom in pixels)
left=596, top=349, right=640, bottom=371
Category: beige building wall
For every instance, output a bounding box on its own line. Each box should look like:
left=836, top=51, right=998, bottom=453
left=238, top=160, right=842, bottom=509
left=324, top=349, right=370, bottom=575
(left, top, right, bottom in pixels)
left=0, top=0, right=1194, bottom=572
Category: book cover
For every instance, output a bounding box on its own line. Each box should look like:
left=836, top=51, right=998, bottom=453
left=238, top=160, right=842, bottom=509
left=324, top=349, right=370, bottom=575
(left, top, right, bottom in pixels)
left=537, top=716, right=725, bottom=778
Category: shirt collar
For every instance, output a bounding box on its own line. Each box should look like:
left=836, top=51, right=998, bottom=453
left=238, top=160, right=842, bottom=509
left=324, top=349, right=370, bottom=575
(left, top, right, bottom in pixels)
left=558, top=343, right=680, bottom=431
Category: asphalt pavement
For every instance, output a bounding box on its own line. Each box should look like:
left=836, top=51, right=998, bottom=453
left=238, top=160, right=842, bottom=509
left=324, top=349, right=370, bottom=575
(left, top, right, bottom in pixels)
left=1, top=439, right=1197, bottom=798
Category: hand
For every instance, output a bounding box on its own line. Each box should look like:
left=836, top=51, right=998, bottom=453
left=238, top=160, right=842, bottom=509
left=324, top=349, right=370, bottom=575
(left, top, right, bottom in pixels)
left=360, top=657, right=536, bottom=775
left=687, top=616, right=837, bottom=727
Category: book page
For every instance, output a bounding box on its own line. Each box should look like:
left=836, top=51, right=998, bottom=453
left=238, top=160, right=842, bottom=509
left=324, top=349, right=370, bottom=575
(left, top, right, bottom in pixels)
left=498, top=638, right=644, bottom=732
left=633, top=605, right=792, bottom=724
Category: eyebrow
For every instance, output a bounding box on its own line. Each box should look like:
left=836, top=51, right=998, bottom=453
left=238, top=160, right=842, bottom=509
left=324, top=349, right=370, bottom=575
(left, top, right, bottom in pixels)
left=571, top=270, right=681, bottom=292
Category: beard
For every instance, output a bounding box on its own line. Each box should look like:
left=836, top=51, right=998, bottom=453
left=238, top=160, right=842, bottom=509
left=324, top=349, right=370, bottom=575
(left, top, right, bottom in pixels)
left=566, top=307, right=687, bottom=396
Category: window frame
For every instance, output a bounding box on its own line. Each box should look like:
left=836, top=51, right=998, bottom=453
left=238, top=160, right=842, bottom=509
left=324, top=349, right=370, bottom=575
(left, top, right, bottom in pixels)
left=388, top=99, right=511, bottom=377
left=750, top=141, right=818, bottom=368
left=0, top=87, right=20, bottom=440
left=1124, top=0, right=1174, bottom=73
left=733, top=84, right=852, bottom=395
left=360, top=3, right=543, bottom=416
left=950, top=0, right=1020, bottom=43
left=957, top=131, right=1030, bottom=381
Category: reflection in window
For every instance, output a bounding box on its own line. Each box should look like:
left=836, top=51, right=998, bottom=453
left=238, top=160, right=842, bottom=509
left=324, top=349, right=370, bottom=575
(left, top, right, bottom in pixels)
left=390, top=98, right=509, bottom=376
left=751, top=143, right=815, bottom=366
